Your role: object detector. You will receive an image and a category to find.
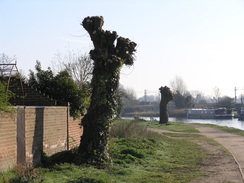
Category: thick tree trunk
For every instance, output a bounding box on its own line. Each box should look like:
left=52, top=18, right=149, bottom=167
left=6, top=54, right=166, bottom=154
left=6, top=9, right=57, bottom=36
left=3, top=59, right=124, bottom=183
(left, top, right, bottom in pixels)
left=77, top=16, right=136, bottom=164
left=159, top=86, right=173, bottom=124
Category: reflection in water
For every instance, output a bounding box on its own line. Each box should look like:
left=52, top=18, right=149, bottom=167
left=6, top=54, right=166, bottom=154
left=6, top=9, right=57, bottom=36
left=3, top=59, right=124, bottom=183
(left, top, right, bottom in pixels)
left=123, top=117, right=244, bottom=131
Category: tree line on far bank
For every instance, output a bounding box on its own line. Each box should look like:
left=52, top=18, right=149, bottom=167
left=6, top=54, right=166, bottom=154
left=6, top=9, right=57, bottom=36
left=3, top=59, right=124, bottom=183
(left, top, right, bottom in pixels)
left=121, top=76, right=236, bottom=117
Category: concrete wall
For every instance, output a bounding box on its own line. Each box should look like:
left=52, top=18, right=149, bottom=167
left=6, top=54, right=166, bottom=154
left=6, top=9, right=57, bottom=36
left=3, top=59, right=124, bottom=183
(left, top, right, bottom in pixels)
left=0, top=106, right=82, bottom=171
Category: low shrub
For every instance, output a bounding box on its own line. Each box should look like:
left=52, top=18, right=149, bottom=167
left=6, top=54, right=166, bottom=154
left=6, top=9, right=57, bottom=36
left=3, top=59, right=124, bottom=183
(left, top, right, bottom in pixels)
left=10, top=165, right=43, bottom=183
left=110, top=120, right=162, bottom=140
left=120, top=148, right=145, bottom=159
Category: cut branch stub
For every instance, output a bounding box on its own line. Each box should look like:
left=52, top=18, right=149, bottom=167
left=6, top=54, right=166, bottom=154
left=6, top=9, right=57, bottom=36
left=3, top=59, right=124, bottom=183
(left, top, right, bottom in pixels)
left=82, top=16, right=104, bottom=32
left=159, top=86, right=173, bottom=103
left=116, top=37, right=137, bottom=65
left=81, top=16, right=136, bottom=66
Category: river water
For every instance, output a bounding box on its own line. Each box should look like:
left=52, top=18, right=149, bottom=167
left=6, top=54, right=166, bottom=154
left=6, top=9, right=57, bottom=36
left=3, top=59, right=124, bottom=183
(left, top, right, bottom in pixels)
left=123, top=117, right=244, bottom=131
left=169, top=117, right=244, bottom=131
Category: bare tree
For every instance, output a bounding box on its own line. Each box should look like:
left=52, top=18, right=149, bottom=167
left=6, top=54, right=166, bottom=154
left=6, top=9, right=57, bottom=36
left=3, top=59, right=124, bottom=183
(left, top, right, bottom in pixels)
left=170, top=76, right=187, bottom=95
left=170, top=77, right=195, bottom=109
left=121, top=87, right=138, bottom=107
left=52, top=50, right=93, bottom=89
left=0, top=53, right=16, bottom=76
left=191, top=90, right=207, bottom=105
left=213, top=86, right=221, bottom=103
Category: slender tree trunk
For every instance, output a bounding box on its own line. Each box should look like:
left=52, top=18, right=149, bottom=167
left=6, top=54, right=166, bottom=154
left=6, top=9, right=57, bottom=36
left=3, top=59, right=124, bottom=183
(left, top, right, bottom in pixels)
left=77, top=16, right=136, bottom=164
left=159, top=86, right=173, bottom=124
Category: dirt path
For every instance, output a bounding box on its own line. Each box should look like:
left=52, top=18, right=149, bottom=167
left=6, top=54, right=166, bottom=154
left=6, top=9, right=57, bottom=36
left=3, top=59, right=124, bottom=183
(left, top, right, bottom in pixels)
left=188, top=124, right=244, bottom=183
left=148, top=125, right=244, bottom=183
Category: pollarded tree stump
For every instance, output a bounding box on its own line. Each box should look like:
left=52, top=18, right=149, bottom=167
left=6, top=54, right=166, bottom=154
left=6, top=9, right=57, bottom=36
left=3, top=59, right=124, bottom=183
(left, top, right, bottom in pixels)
left=159, top=86, right=173, bottom=124
left=77, top=16, right=137, bottom=164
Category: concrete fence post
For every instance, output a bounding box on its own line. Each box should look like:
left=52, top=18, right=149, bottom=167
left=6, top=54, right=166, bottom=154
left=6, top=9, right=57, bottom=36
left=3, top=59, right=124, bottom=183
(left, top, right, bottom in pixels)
left=17, top=106, right=26, bottom=165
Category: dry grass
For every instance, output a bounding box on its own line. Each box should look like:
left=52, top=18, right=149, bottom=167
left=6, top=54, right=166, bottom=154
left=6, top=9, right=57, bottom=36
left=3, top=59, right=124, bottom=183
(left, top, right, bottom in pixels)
left=110, top=119, right=162, bottom=140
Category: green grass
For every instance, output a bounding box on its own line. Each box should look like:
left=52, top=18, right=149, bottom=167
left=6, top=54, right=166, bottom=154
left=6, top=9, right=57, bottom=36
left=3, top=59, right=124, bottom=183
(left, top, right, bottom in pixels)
left=143, top=120, right=199, bottom=133
left=1, top=119, right=208, bottom=183
left=163, top=132, right=204, bottom=138
left=202, top=124, right=244, bottom=136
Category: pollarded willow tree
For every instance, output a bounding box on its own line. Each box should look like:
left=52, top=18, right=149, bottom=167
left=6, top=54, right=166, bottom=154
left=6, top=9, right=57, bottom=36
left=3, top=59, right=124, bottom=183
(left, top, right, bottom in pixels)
left=77, top=16, right=137, bottom=164
left=159, top=86, right=173, bottom=124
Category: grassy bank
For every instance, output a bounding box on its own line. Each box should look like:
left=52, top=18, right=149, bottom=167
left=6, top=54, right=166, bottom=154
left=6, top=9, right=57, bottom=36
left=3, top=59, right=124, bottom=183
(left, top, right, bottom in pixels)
left=142, top=120, right=199, bottom=133
left=2, top=120, right=208, bottom=183
left=202, top=124, right=244, bottom=136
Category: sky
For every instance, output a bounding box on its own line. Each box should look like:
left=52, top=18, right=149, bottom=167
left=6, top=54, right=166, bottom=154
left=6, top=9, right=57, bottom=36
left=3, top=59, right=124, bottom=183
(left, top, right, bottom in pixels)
left=1, top=0, right=244, bottom=99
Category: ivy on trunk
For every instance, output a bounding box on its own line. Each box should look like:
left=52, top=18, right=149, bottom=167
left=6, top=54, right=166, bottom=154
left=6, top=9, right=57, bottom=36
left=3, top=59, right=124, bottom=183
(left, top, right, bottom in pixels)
left=77, top=16, right=136, bottom=164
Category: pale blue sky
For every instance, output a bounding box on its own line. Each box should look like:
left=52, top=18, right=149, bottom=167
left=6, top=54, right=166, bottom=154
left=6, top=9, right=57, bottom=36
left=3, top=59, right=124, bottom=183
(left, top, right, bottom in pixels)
left=1, top=0, right=244, bottom=98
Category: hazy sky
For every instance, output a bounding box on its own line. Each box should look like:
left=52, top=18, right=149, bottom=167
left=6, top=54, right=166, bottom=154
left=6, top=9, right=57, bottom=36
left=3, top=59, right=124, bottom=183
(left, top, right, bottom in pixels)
left=1, top=0, right=244, bottom=98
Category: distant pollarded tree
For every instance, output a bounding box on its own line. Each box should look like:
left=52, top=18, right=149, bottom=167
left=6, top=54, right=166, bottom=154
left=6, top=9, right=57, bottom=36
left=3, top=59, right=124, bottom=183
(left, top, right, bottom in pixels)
left=159, top=86, right=173, bottom=124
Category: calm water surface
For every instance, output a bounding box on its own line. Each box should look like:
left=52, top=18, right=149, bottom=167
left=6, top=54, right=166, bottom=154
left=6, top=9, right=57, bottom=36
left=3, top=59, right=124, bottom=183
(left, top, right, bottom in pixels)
left=123, top=117, right=244, bottom=130
left=169, top=117, right=244, bottom=131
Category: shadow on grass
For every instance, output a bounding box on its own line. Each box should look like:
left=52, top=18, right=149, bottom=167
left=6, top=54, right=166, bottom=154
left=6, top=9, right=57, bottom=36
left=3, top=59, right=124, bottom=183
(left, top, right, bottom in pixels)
left=67, top=177, right=105, bottom=183
left=41, top=148, right=78, bottom=168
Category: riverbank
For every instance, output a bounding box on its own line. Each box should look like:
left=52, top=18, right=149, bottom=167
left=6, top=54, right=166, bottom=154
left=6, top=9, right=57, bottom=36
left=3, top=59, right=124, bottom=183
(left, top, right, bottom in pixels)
left=2, top=120, right=244, bottom=182
left=0, top=120, right=221, bottom=182
left=148, top=124, right=244, bottom=183
left=122, top=108, right=188, bottom=118
left=123, top=116, right=244, bottom=131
